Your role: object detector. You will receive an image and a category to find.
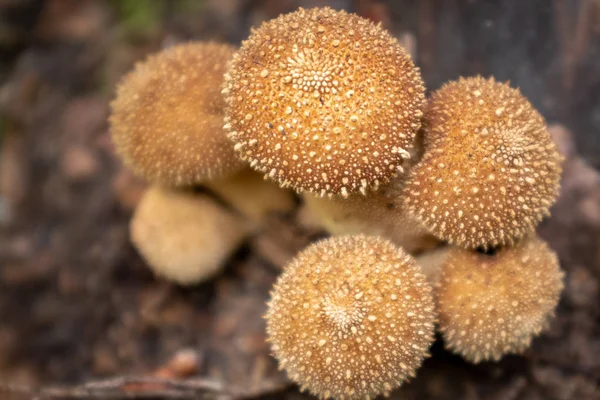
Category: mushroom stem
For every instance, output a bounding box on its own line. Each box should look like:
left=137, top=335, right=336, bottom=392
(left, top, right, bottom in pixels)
left=302, top=182, right=439, bottom=254
left=415, top=246, right=451, bottom=284
left=204, top=168, right=296, bottom=225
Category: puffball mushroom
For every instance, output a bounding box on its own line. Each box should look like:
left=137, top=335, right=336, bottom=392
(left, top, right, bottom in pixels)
left=131, top=186, right=248, bottom=285
left=302, top=184, right=439, bottom=254
left=404, top=76, right=562, bottom=249
left=266, top=235, right=436, bottom=400
left=110, top=42, right=244, bottom=186
left=223, top=7, right=425, bottom=198
left=434, top=235, right=564, bottom=363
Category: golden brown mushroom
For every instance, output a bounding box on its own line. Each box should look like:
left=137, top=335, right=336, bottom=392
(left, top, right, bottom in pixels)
left=223, top=7, right=425, bottom=197
left=110, top=42, right=244, bottom=186
left=266, top=235, right=435, bottom=399
left=403, top=77, right=562, bottom=249
left=433, top=235, right=564, bottom=363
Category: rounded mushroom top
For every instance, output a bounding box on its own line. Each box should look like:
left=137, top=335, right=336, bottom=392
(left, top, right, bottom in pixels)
left=266, top=235, right=435, bottom=399
left=110, top=42, right=244, bottom=186
left=130, top=186, right=248, bottom=285
left=435, top=236, right=564, bottom=363
left=223, top=7, right=425, bottom=197
left=403, top=76, right=563, bottom=249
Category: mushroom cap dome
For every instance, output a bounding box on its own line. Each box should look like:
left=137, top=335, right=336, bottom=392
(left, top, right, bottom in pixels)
left=224, top=7, right=425, bottom=197
left=404, top=77, right=562, bottom=249
left=131, top=186, right=247, bottom=285
left=266, top=235, right=435, bottom=399
left=435, top=235, right=564, bottom=363
left=110, top=42, right=244, bottom=186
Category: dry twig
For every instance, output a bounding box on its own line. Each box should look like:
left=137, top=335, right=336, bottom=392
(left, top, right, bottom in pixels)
left=0, top=376, right=291, bottom=400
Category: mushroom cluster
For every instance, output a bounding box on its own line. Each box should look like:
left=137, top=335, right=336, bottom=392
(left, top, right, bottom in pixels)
left=108, top=6, right=565, bottom=400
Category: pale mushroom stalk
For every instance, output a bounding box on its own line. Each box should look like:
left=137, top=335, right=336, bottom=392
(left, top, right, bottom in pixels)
left=204, top=168, right=296, bottom=225
left=302, top=184, right=439, bottom=254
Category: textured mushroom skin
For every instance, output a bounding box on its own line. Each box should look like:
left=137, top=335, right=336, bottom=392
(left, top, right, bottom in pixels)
left=436, top=236, right=564, bottom=363
left=110, top=43, right=244, bottom=186
left=224, top=7, right=425, bottom=197
left=404, top=77, right=562, bottom=249
left=266, top=235, right=435, bottom=400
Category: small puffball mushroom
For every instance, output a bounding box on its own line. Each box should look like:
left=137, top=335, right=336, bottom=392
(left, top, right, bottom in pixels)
left=131, top=186, right=248, bottom=285
left=302, top=183, right=439, bottom=254
left=266, top=235, right=436, bottom=400
left=110, top=42, right=244, bottom=186
left=404, top=76, right=562, bottom=249
left=435, top=236, right=564, bottom=363
left=224, top=7, right=425, bottom=198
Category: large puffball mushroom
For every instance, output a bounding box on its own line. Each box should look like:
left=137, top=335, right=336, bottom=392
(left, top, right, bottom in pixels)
left=131, top=186, right=248, bottom=285
left=403, top=76, right=563, bottom=249
left=110, top=42, right=244, bottom=186
left=266, top=235, right=436, bottom=400
left=434, top=235, right=564, bottom=363
left=302, top=183, right=439, bottom=254
left=223, top=7, right=425, bottom=198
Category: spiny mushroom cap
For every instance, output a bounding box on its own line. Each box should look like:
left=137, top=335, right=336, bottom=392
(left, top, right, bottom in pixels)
left=303, top=182, right=438, bottom=254
left=266, top=235, right=435, bottom=400
left=435, top=235, right=564, bottom=363
left=403, top=77, right=563, bottom=249
left=223, top=7, right=425, bottom=198
left=131, top=186, right=247, bottom=285
left=110, top=42, right=244, bottom=186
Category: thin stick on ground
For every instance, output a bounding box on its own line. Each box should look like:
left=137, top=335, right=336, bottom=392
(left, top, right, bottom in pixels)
left=0, top=376, right=291, bottom=400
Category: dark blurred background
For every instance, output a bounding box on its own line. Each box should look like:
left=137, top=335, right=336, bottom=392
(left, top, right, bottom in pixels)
left=0, top=1, right=598, bottom=399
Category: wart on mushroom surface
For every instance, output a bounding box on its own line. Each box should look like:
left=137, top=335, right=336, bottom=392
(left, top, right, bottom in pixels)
left=110, top=42, right=244, bottom=186
left=223, top=7, right=425, bottom=197
left=403, top=76, right=563, bottom=249
left=266, top=235, right=436, bottom=400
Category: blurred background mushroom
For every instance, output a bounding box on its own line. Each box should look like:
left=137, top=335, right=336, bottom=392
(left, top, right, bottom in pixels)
left=130, top=186, right=249, bottom=285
